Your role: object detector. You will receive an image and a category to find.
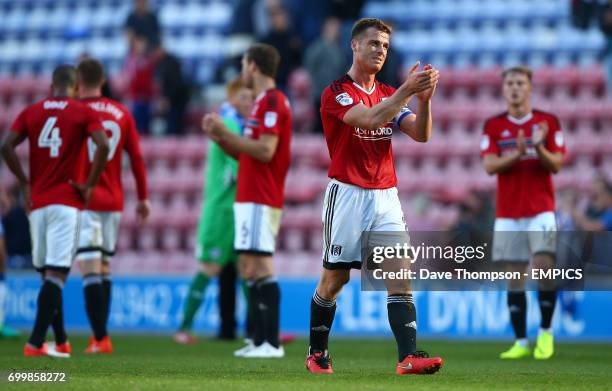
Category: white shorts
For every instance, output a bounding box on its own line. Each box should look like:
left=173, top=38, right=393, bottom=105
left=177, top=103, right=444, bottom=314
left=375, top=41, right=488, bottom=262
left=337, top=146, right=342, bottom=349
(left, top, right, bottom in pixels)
left=29, top=205, right=80, bottom=270
left=493, top=211, right=557, bottom=262
left=234, top=202, right=282, bottom=255
left=322, top=180, right=408, bottom=270
left=75, top=211, right=122, bottom=262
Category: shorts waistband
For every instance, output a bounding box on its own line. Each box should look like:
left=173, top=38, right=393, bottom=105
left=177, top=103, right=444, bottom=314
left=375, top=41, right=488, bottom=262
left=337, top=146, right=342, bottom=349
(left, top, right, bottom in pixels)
left=329, top=179, right=396, bottom=192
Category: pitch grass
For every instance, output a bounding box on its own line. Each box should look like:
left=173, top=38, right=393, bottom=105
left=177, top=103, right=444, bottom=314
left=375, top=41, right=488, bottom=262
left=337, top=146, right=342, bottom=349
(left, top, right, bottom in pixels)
left=1, top=336, right=611, bottom=390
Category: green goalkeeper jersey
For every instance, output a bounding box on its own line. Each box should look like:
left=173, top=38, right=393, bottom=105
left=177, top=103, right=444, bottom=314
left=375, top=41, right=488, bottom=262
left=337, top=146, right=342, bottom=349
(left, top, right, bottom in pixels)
left=195, top=117, right=241, bottom=263
left=202, top=117, right=240, bottom=207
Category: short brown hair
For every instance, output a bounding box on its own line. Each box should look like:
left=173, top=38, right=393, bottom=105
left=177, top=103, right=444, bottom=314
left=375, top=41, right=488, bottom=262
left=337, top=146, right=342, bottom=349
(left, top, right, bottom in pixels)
left=226, top=77, right=247, bottom=98
left=245, top=43, right=280, bottom=79
left=77, top=58, right=105, bottom=88
left=351, top=18, right=392, bottom=39
left=502, top=66, right=532, bottom=82
left=52, top=65, right=76, bottom=89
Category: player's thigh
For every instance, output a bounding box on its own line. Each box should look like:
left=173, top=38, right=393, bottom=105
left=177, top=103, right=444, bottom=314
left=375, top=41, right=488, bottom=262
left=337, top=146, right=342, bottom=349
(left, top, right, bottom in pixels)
left=75, top=210, right=104, bottom=264
left=527, top=211, right=557, bottom=262
left=45, top=205, right=80, bottom=269
left=28, top=208, right=47, bottom=270
left=321, top=181, right=369, bottom=270
left=234, top=202, right=281, bottom=256
left=492, top=218, right=530, bottom=262
left=100, top=212, right=122, bottom=262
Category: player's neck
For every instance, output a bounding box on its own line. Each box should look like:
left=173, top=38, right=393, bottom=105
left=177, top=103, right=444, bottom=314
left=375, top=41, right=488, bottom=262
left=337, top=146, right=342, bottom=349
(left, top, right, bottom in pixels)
left=253, top=76, right=276, bottom=97
left=79, top=88, right=102, bottom=99
left=507, top=103, right=531, bottom=120
left=347, top=64, right=376, bottom=91
left=52, top=88, right=71, bottom=98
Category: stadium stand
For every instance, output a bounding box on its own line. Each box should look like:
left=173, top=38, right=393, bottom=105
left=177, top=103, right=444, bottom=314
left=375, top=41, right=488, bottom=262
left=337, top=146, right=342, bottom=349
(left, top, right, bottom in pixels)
left=0, top=0, right=610, bottom=275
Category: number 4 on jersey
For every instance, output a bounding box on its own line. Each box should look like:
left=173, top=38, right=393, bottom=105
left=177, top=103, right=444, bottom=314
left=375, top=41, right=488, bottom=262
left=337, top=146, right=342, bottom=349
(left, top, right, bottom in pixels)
left=38, top=117, right=62, bottom=157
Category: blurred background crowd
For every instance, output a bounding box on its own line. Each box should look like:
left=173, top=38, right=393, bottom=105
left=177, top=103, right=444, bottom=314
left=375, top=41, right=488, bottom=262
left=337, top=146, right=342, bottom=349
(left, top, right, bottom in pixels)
left=0, top=0, right=611, bottom=275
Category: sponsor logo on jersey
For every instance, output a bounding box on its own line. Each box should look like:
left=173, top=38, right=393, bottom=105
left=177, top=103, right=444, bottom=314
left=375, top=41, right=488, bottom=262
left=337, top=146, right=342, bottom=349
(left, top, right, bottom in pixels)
left=354, top=126, right=393, bottom=140
left=44, top=101, right=68, bottom=110
left=335, top=92, right=353, bottom=106
left=264, top=111, right=278, bottom=128
left=501, top=129, right=511, bottom=138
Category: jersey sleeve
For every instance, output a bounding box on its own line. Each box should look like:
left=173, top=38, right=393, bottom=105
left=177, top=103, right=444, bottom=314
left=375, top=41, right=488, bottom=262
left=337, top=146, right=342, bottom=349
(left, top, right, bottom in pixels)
left=544, top=115, right=566, bottom=154
left=258, top=94, right=284, bottom=136
left=480, top=119, right=500, bottom=157
left=123, top=114, right=149, bottom=200
left=320, top=85, right=360, bottom=122
left=9, top=107, right=28, bottom=134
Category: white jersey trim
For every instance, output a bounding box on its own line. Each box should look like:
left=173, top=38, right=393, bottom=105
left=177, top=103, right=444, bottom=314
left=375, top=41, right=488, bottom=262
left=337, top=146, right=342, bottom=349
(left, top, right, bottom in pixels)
left=352, top=81, right=376, bottom=95
left=507, top=112, right=533, bottom=125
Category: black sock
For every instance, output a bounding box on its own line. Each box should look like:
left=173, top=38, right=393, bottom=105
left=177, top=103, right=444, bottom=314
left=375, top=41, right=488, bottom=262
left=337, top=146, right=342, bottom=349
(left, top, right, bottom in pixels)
left=28, top=277, right=63, bottom=348
left=84, top=274, right=107, bottom=341
left=218, top=263, right=237, bottom=339
left=538, top=290, right=557, bottom=329
left=102, top=276, right=112, bottom=325
left=248, top=281, right=265, bottom=346
left=309, top=291, right=336, bottom=354
left=387, top=294, right=417, bottom=362
left=257, top=277, right=280, bottom=348
left=51, top=294, right=67, bottom=345
left=508, top=291, right=527, bottom=339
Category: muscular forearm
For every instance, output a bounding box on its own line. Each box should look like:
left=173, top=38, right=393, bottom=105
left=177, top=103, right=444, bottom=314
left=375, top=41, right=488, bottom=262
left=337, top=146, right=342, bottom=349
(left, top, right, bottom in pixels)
left=216, top=129, right=273, bottom=162
left=483, top=152, right=523, bottom=175
left=400, top=99, right=431, bottom=142
left=86, top=144, right=109, bottom=187
left=535, top=144, right=562, bottom=173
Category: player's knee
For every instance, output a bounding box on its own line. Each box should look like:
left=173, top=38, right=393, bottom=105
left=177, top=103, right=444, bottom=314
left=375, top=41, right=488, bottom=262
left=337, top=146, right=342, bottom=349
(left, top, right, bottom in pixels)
left=201, top=263, right=221, bottom=278
left=318, top=272, right=349, bottom=298
left=79, top=259, right=102, bottom=276
left=45, top=268, right=69, bottom=282
left=532, top=253, right=554, bottom=270
left=101, top=261, right=111, bottom=276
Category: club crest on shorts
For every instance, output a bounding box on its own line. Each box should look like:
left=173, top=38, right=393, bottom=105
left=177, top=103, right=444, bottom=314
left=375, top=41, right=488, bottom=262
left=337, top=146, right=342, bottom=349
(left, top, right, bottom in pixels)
left=331, top=245, right=342, bottom=257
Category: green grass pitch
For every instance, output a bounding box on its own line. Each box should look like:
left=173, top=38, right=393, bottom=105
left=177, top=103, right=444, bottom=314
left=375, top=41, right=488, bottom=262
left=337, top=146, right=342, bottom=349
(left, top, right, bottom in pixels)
left=1, top=336, right=611, bottom=390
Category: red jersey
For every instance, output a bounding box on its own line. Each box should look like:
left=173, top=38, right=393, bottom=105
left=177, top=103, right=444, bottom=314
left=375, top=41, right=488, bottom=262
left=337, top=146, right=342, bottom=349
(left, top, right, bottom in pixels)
left=480, top=110, right=566, bottom=218
left=235, top=88, right=292, bottom=208
left=10, top=98, right=103, bottom=211
left=321, top=75, right=411, bottom=189
left=81, top=97, right=148, bottom=211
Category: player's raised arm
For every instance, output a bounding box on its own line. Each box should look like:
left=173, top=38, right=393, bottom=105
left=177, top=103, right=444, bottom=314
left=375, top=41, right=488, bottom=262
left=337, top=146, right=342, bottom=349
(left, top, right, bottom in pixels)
left=396, top=65, right=440, bottom=142
left=0, top=132, right=30, bottom=209
left=203, top=112, right=278, bottom=163
left=481, top=125, right=526, bottom=175
left=532, top=121, right=564, bottom=174
left=342, top=63, right=437, bottom=131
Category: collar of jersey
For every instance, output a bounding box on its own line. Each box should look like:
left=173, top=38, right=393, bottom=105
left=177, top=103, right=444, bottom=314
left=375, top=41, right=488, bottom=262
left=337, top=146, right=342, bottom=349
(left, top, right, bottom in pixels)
left=506, top=111, right=533, bottom=125
left=346, top=74, right=376, bottom=95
